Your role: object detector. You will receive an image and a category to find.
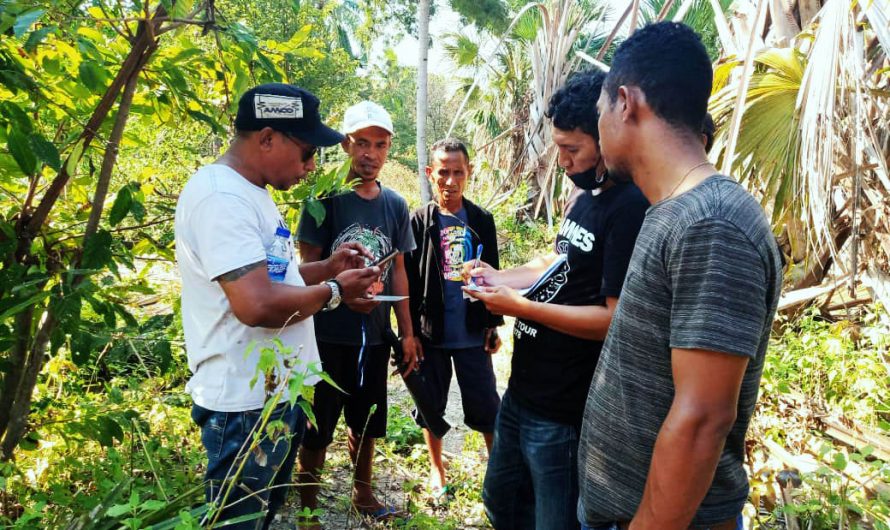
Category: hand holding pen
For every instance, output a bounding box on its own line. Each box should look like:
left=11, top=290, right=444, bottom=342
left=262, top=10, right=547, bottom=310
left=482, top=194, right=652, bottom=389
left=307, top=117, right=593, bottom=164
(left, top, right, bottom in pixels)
left=469, top=244, right=483, bottom=286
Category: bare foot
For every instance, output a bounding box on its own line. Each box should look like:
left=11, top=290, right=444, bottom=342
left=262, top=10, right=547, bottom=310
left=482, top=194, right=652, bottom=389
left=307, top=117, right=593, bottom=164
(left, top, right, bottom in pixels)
left=430, top=463, right=447, bottom=487
left=352, top=491, right=385, bottom=513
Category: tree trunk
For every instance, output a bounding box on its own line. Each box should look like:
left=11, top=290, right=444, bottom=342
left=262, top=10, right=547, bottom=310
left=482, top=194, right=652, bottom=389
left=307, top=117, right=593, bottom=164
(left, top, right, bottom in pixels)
left=415, top=0, right=432, bottom=204
left=0, top=18, right=158, bottom=461
left=20, top=8, right=165, bottom=247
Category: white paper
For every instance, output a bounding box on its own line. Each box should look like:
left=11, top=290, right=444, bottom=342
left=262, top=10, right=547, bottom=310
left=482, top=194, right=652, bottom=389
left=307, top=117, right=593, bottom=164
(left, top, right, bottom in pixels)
left=371, top=295, right=409, bottom=302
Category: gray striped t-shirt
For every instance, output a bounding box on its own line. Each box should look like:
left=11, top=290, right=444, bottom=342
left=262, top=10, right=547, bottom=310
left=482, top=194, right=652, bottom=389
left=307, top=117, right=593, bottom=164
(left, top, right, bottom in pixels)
left=577, top=175, right=782, bottom=526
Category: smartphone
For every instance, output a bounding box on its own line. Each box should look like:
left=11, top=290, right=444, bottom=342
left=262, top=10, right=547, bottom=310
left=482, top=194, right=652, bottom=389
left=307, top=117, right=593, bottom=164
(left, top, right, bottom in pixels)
left=372, top=250, right=398, bottom=268
left=486, top=330, right=499, bottom=351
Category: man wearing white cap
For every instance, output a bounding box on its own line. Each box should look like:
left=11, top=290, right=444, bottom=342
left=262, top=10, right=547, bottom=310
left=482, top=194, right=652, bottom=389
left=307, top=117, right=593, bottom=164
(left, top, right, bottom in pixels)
left=296, top=101, right=419, bottom=521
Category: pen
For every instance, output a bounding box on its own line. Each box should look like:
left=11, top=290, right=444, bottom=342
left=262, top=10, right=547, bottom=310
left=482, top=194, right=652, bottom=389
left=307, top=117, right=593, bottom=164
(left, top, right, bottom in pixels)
left=471, top=243, right=483, bottom=286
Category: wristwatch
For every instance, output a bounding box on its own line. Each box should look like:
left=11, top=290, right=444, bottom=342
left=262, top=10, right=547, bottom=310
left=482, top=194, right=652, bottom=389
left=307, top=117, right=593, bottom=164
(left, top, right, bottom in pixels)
left=322, top=279, right=342, bottom=311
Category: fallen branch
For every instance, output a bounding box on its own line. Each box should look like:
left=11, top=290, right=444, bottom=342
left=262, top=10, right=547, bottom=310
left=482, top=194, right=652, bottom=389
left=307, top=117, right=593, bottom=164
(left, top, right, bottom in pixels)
left=777, top=275, right=850, bottom=311
left=819, top=415, right=890, bottom=462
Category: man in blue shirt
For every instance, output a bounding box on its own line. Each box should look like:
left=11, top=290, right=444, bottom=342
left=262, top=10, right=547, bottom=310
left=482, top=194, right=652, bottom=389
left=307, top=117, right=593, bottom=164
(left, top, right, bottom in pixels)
left=405, top=138, right=503, bottom=501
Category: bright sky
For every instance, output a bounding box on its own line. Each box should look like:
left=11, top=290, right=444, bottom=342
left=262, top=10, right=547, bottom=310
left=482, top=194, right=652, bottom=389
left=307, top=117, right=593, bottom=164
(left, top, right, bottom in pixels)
left=391, top=2, right=464, bottom=77
left=391, top=0, right=633, bottom=75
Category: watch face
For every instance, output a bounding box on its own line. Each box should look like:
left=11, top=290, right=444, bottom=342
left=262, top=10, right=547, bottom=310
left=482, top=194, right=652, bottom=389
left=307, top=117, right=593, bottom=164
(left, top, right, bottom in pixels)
left=326, top=281, right=341, bottom=309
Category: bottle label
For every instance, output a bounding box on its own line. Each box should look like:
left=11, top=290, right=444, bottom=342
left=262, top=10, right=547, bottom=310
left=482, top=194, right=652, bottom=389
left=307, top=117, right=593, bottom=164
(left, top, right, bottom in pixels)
left=267, top=255, right=289, bottom=282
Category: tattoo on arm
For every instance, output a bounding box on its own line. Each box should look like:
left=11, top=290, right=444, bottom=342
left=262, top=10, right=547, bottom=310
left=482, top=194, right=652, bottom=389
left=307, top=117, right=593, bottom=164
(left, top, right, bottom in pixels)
left=215, top=261, right=266, bottom=283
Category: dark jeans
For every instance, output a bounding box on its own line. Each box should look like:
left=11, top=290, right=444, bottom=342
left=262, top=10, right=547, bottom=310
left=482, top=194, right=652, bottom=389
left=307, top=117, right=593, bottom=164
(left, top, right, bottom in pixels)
left=192, top=402, right=306, bottom=530
left=580, top=513, right=744, bottom=529
left=482, top=390, right=580, bottom=530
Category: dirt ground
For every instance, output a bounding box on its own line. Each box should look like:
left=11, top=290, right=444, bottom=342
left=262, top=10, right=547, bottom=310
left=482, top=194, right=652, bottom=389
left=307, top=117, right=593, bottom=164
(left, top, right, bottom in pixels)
left=270, top=326, right=513, bottom=529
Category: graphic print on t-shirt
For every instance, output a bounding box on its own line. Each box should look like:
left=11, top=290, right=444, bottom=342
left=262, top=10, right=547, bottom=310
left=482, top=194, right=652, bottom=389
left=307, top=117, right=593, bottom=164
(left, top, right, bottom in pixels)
left=523, top=224, right=586, bottom=305
left=332, top=223, right=395, bottom=283
left=526, top=258, right=570, bottom=303
left=439, top=224, right=472, bottom=282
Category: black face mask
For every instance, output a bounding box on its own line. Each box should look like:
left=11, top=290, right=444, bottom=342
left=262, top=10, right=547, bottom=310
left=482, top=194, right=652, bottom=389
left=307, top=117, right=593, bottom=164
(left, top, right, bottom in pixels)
left=567, top=154, right=607, bottom=190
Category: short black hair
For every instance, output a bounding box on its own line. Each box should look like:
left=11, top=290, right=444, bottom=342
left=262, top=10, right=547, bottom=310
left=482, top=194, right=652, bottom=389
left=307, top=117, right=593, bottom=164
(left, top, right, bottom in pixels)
left=604, top=22, right=712, bottom=135
left=546, top=69, right=606, bottom=141
left=702, top=112, right=715, bottom=152
left=430, top=138, right=470, bottom=163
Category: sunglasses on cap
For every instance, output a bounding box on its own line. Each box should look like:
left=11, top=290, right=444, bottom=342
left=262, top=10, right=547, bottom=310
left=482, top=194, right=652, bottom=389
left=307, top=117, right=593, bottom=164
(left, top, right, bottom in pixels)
left=281, top=132, right=318, bottom=162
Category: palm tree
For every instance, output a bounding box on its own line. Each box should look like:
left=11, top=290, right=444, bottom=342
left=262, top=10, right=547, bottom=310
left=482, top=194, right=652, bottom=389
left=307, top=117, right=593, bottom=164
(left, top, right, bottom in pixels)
left=416, top=0, right=433, bottom=203
left=710, top=0, right=890, bottom=302
left=442, top=0, right=607, bottom=222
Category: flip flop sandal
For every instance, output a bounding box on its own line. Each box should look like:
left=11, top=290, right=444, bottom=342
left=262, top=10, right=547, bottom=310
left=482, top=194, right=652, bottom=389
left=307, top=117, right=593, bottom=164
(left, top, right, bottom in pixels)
left=430, top=484, right=455, bottom=506
left=357, top=504, right=399, bottom=521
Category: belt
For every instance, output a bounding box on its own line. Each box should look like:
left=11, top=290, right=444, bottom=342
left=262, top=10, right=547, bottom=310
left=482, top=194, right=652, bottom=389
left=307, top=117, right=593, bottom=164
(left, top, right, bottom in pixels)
left=617, top=517, right=738, bottom=530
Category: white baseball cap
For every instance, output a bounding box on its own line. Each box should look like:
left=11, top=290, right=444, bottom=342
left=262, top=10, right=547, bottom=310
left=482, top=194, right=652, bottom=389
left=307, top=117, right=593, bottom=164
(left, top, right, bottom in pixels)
left=342, top=101, right=394, bottom=135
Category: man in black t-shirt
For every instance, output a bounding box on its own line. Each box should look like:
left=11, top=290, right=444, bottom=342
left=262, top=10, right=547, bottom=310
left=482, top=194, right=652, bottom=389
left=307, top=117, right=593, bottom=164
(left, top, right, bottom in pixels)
left=464, top=70, right=649, bottom=529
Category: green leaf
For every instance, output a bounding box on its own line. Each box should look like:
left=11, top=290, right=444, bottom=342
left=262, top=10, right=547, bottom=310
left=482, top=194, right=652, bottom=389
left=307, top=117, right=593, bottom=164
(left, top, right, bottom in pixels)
left=0, top=290, right=51, bottom=321
left=115, top=304, right=138, bottom=327
left=832, top=451, right=847, bottom=471
left=106, top=503, right=133, bottom=517
left=139, top=499, right=167, bottom=512
left=186, top=109, right=225, bottom=134
left=109, top=187, right=133, bottom=226
left=256, top=347, right=277, bottom=373
left=82, top=230, right=113, bottom=269
left=0, top=69, right=35, bottom=92
left=78, top=60, right=105, bottom=91
left=66, top=138, right=85, bottom=177
left=152, top=340, right=172, bottom=373
left=7, top=129, right=37, bottom=175
left=18, top=431, right=40, bottom=451
left=95, top=415, right=125, bottom=447
left=280, top=24, right=313, bottom=53
left=13, top=9, right=44, bottom=38
left=71, top=331, right=106, bottom=366
left=130, top=200, right=145, bottom=222
left=0, top=102, right=34, bottom=133
left=29, top=133, right=60, bottom=171
left=214, top=512, right=266, bottom=527
left=305, top=199, right=325, bottom=227
left=25, top=25, right=57, bottom=52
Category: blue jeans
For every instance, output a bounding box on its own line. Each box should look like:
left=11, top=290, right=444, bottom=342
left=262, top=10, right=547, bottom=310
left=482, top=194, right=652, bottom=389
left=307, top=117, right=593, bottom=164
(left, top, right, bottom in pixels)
left=580, top=513, right=744, bottom=530
left=192, top=402, right=306, bottom=530
left=483, top=390, right=580, bottom=530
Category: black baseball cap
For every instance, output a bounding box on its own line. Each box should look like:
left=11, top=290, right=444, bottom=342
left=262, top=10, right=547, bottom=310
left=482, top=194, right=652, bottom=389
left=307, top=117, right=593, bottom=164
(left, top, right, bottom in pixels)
left=234, top=83, right=345, bottom=147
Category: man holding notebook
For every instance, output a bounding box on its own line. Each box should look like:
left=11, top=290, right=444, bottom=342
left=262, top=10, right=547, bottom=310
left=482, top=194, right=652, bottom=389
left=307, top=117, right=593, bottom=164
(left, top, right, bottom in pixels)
left=463, top=69, right=649, bottom=529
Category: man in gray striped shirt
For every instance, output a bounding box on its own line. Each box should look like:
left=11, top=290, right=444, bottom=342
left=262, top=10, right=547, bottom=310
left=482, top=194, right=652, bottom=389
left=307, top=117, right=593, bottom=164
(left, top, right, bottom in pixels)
left=577, top=22, right=783, bottom=530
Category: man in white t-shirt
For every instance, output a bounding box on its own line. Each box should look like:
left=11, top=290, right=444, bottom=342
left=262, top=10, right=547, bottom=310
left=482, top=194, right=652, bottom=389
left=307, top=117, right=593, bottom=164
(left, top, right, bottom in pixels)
left=175, top=83, right=381, bottom=530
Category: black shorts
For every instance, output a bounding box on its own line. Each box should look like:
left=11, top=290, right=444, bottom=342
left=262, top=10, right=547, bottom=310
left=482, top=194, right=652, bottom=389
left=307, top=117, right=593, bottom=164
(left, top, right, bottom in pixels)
left=414, top=341, right=500, bottom=433
left=301, top=341, right=390, bottom=450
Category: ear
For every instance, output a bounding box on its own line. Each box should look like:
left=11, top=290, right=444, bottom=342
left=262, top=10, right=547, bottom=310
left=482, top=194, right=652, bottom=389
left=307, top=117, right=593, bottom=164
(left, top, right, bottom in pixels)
left=257, top=127, right=276, bottom=151
left=467, top=163, right=474, bottom=177
left=425, top=165, right=433, bottom=178
left=620, top=86, right=645, bottom=124
left=340, top=137, right=350, bottom=154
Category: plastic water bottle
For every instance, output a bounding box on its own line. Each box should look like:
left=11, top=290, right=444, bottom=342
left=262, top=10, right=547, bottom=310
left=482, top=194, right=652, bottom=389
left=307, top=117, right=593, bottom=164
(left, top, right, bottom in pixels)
left=266, top=227, right=291, bottom=282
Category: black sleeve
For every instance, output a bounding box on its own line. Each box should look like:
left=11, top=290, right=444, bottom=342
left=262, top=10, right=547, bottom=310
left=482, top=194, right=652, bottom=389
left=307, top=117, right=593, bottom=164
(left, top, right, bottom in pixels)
left=480, top=211, right=505, bottom=328
left=405, top=209, right=424, bottom=333
left=600, top=197, right=648, bottom=298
